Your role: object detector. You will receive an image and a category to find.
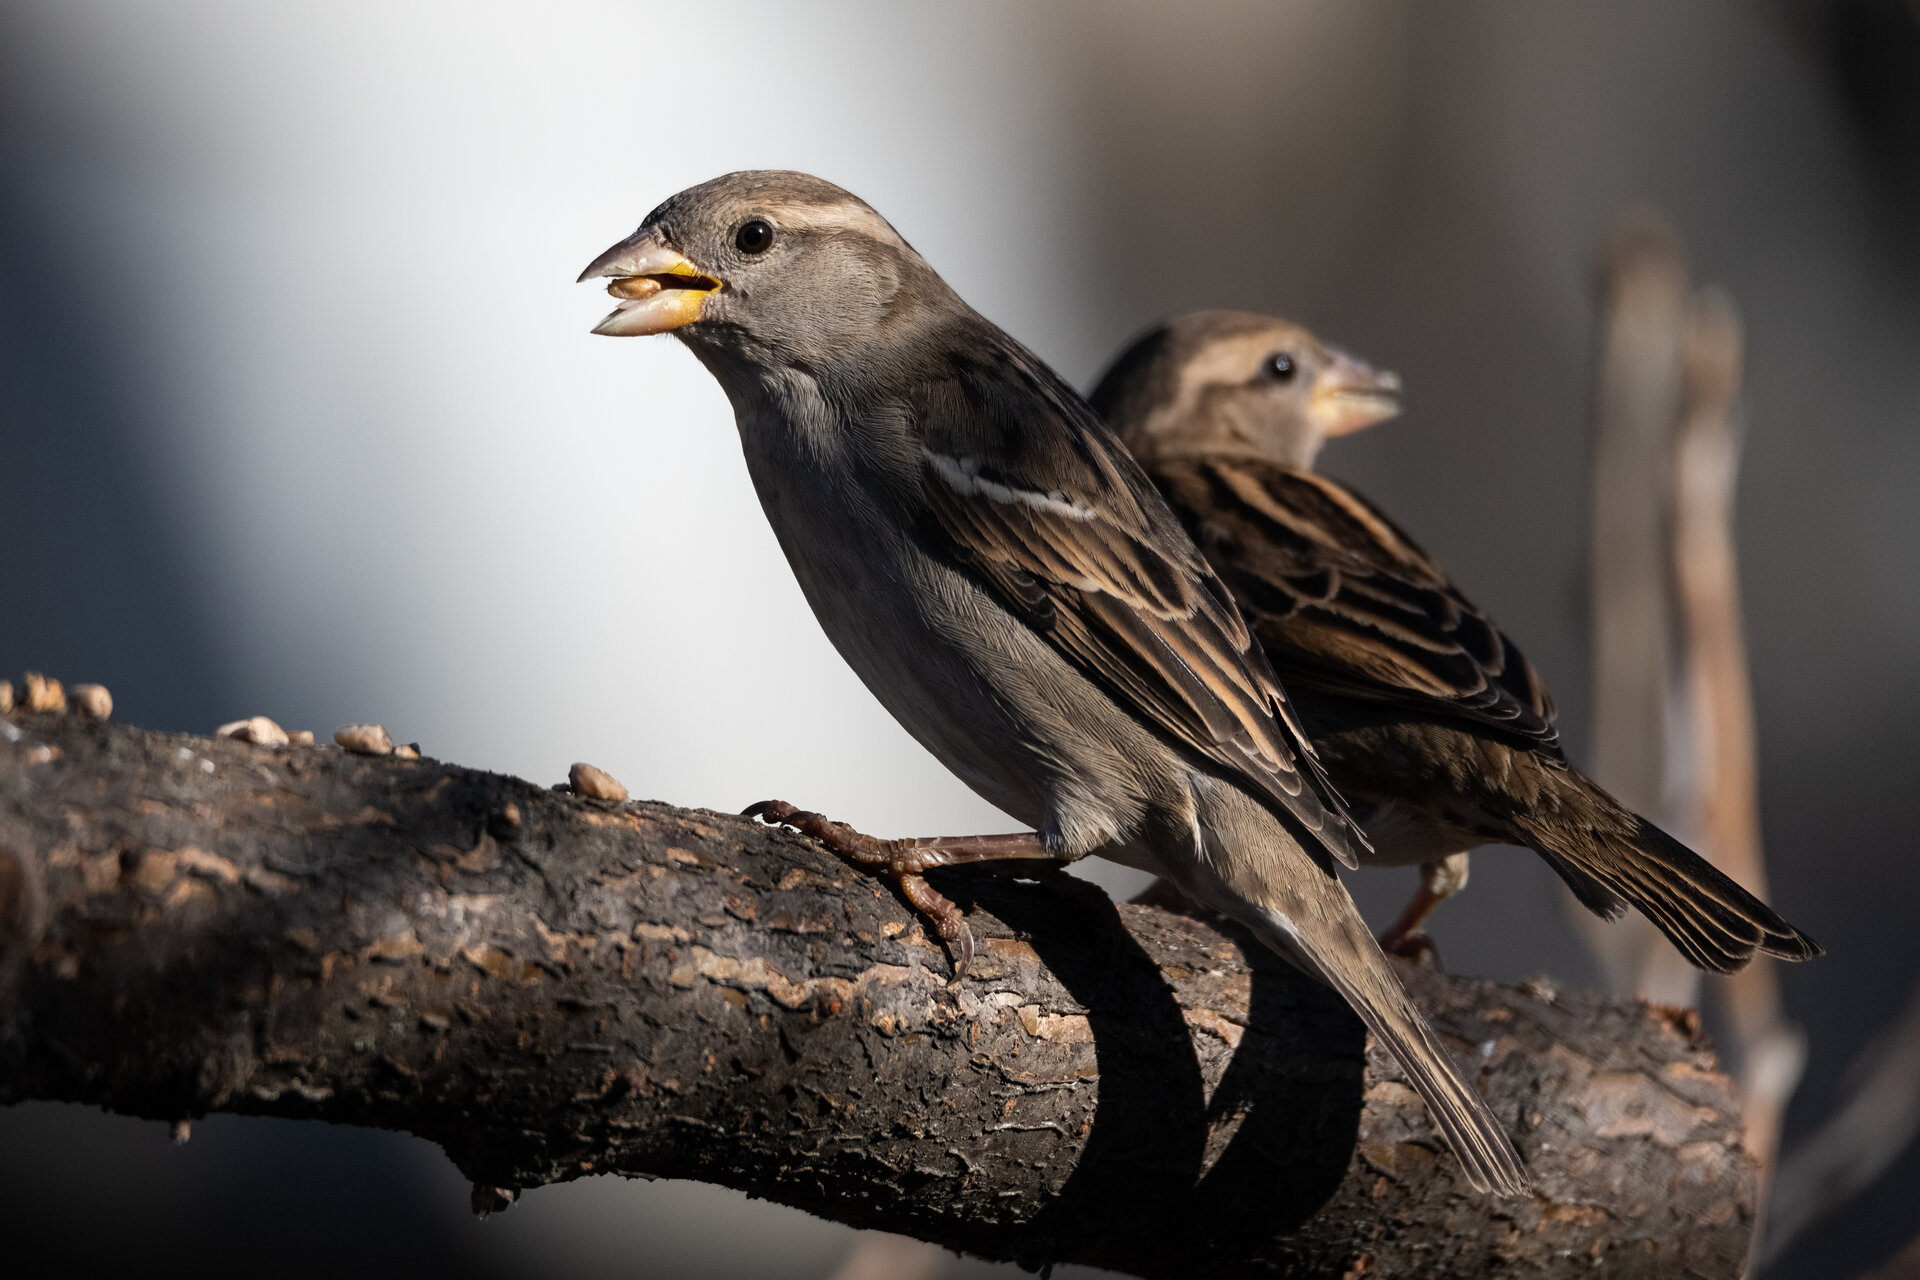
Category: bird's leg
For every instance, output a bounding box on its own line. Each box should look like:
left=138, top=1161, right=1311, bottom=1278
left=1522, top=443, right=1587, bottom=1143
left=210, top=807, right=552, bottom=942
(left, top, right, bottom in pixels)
left=1378, top=851, right=1471, bottom=965
left=1128, top=875, right=1221, bottom=921
left=743, top=800, right=1067, bottom=977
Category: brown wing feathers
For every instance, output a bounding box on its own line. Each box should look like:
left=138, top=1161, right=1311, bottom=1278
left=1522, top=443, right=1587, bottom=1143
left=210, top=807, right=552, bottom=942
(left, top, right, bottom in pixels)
left=1518, top=807, right=1822, bottom=971
left=914, top=352, right=1368, bottom=868
left=1158, top=455, right=1561, bottom=750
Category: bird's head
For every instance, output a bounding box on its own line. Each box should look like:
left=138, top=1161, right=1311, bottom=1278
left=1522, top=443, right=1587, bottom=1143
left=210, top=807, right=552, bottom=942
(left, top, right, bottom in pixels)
left=578, top=170, right=939, bottom=377
left=1090, top=310, right=1401, bottom=470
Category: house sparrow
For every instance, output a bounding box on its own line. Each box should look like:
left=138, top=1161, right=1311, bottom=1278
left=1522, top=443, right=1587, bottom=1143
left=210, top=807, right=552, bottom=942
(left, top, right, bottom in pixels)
left=580, top=173, right=1528, bottom=1195
left=1091, top=309, right=1821, bottom=974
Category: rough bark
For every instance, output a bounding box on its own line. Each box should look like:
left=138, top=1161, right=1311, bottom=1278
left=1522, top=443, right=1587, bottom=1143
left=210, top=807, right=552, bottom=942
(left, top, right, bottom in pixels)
left=0, top=710, right=1756, bottom=1278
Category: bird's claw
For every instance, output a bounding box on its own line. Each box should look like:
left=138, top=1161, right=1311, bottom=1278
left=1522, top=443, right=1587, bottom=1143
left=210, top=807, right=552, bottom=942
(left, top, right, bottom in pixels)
left=1127, top=875, right=1224, bottom=921
left=742, top=799, right=796, bottom=824
left=744, top=799, right=975, bottom=978
left=1380, top=928, right=1441, bottom=968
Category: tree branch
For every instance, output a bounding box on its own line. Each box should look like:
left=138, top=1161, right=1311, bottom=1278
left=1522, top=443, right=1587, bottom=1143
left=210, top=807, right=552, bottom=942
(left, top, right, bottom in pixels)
left=0, top=709, right=1756, bottom=1277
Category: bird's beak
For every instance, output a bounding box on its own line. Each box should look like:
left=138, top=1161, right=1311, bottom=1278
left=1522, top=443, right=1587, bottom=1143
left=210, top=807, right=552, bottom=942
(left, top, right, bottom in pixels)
left=577, top=230, right=722, bottom=336
left=1309, top=350, right=1402, bottom=437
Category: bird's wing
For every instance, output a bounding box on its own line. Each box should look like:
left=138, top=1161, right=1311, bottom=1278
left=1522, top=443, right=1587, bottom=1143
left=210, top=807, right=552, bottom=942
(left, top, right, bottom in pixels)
left=1148, top=455, right=1562, bottom=754
left=909, top=339, right=1368, bottom=869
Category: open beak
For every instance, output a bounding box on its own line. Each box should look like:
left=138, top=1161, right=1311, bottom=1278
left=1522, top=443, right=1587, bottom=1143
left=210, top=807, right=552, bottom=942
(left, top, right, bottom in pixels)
left=1309, top=349, right=1402, bottom=437
left=577, top=231, right=722, bottom=336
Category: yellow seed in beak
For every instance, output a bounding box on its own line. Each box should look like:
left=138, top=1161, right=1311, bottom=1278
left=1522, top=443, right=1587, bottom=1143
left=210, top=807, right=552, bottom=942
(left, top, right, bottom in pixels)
left=607, top=277, right=663, bottom=301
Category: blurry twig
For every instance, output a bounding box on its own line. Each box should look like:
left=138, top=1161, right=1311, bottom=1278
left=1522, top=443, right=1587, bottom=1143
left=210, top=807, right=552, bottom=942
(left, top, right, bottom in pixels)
left=1673, top=286, right=1806, bottom=1265
left=1583, top=212, right=1695, bottom=1003
left=1588, top=212, right=1920, bottom=1274
left=1765, top=979, right=1920, bottom=1265
left=1587, top=213, right=1811, bottom=1273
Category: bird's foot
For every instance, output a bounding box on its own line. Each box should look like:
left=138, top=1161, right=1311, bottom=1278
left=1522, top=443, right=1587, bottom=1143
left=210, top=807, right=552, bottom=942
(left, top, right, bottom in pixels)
left=1377, top=853, right=1467, bottom=968
left=1378, top=926, right=1441, bottom=967
left=744, top=799, right=975, bottom=976
left=1128, top=876, right=1223, bottom=922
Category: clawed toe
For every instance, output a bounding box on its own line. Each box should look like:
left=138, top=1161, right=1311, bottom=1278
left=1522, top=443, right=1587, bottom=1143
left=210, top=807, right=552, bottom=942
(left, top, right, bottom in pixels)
left=895, top=868, right=975, bottom=978
left=746, top=800, right=880, bottom=863
left=1380, top=929, right=1441, bottom=967
left=743, top=799, right=800, bottom=824
left=949, top=920, right=975, bottom=976
left=745, top=798, right=973, bottom=977
left=1128, top=876, right=1220, bottom=919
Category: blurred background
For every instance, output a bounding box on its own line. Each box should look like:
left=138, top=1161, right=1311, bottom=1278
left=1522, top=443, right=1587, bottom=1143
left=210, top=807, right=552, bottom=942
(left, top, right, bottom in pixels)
left=2, top=1, right=1916, bottom=1276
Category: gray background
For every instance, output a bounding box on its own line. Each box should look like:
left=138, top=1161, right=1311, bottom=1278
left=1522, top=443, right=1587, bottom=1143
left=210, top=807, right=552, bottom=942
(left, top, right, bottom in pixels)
left=2, top=2, right=1915, bottom=1276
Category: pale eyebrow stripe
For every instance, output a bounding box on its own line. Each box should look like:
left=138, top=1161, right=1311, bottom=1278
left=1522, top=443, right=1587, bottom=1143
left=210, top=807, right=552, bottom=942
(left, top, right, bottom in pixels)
left=759, top=198, right=905, bottom=247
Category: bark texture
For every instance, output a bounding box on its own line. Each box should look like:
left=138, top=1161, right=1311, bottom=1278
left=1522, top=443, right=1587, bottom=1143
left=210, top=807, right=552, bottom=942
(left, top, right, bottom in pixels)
left=0, top=711, right=1756, bottom=1278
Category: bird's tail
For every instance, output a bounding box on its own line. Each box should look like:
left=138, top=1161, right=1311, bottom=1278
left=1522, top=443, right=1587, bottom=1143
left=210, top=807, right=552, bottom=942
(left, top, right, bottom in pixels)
left=1516, top=778, right=1823, bottom=974
left=1240, top=906, right=1531, bottom=1198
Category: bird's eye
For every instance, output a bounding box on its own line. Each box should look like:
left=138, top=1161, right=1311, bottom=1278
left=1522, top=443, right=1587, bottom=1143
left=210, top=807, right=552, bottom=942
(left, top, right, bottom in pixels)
left=735, top=218, right=774, bottom=255
left=1263, top=353, right=1296, bottom=382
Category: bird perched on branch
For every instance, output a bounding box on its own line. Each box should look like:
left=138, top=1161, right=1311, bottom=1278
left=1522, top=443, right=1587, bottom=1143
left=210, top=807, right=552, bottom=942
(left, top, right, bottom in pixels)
left=1090, top=309, right=1821, bottom=973
left=580, top=172, right=1528, bottom=1196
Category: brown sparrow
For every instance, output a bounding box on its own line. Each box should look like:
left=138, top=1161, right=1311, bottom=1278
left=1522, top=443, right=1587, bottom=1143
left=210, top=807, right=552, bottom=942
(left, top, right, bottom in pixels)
left=1092, top=309, right=1821, bottom=974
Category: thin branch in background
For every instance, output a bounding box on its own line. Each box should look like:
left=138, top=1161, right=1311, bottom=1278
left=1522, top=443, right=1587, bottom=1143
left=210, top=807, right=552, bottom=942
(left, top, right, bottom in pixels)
left=1584, top=210, right=1920, bottom=1275
left=1672, top=286, right=1807, bottom=1270
left=1583, top=210, right=1697, bottom=1004
left=1765, top=979, right=1920, bottom=1267
left=1585, top=214, right=1835, bottom=1276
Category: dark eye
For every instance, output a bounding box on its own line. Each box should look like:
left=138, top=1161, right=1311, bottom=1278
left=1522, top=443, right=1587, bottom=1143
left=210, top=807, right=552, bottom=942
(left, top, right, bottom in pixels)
left=1263, top=352, right=1296, bottom=382
left=734, top=218, right=774, bottom=255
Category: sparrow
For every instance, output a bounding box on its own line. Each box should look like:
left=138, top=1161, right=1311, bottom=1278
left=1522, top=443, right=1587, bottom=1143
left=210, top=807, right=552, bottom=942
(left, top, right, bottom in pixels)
left=580, top=173, right=1528, bottom=1195
left=1090, top=309, right=1822, bottom=974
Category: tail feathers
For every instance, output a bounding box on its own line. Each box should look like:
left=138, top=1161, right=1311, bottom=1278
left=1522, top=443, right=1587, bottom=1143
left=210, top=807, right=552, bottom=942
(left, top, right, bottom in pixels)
left=1248, top=910, right=1530, bottom=1198
left=1523, top=811, right=1823, bottom=973
left=1534, top=848, right=1628, bottom=922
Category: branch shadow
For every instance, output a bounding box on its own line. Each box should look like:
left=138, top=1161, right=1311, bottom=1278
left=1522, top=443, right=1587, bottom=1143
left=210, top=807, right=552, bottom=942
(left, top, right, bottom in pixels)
left=1184, top=922, right=1365, bottom=1265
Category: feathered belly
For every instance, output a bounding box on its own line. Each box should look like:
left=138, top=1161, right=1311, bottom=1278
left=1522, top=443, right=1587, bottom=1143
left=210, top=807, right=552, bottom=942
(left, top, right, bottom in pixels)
left=1311, top=719, right=1517, bottom=864
left=745, top=467, right=1051, bottom=828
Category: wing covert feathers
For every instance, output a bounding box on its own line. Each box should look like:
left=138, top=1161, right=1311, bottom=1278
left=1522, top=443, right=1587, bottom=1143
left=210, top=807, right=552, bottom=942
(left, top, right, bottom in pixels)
left=1151, top=455, right=1562, bottom=753
left=912, top=344, right=1369, bottom=868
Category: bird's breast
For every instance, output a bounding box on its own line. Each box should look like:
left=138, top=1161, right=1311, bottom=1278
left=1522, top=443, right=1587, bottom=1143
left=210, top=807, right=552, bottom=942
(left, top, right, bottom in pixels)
left=730, top=395, right=1051, bottom=826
